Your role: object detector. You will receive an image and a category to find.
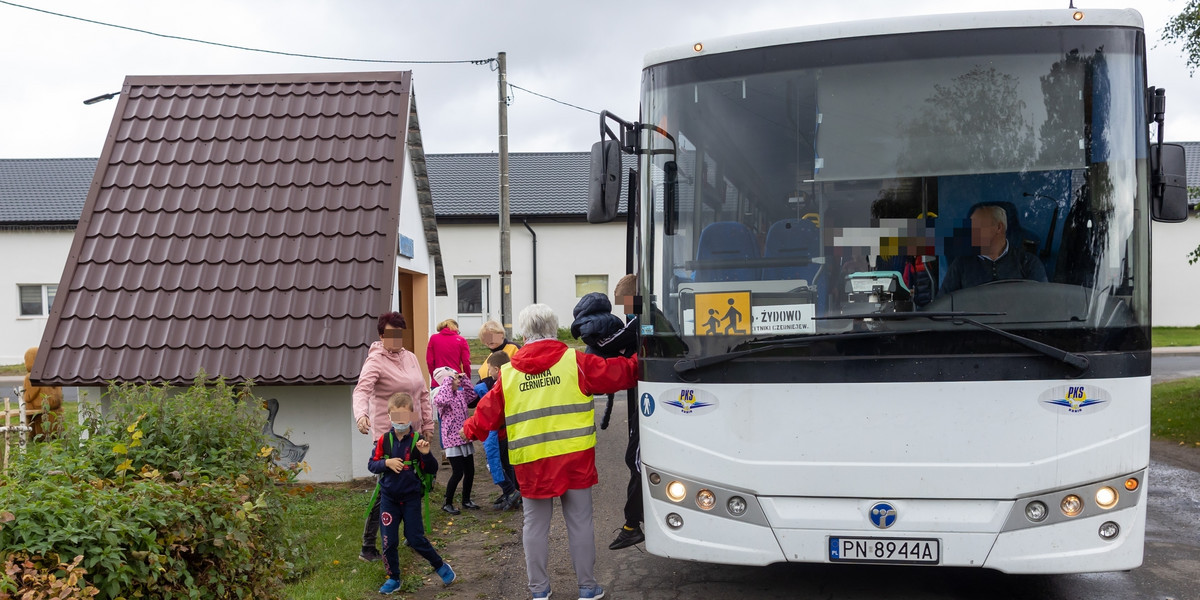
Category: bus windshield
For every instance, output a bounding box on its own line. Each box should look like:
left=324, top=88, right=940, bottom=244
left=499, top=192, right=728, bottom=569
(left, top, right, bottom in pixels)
left=638, top=26, right=1150, bottom=366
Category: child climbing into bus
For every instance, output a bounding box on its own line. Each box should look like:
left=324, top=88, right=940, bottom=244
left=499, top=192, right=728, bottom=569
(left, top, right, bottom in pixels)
left=368, top=392, right=455, bottom=594
left=432, top=366, right=479, bottom=515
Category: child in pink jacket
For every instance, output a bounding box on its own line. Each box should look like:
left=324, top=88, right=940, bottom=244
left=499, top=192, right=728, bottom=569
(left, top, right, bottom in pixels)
left=432, top=366, right=479, bottom=514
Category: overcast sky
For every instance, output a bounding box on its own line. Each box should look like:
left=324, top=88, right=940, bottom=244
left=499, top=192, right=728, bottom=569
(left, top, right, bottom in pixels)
left=1, top=0, right=1197, bottom=159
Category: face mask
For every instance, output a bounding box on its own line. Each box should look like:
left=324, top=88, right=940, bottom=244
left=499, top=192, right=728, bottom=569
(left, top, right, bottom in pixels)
left=392, top=422, right=411, bottom=434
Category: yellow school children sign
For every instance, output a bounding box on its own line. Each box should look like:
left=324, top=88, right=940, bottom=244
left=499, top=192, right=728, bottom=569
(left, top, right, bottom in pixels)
left=695, top=291, right=751, bottom=336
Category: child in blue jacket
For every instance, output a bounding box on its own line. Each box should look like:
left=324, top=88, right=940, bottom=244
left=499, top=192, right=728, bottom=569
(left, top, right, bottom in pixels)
left=473, top=351, right=521, bottom=509
left=368, top=392, right=455, bottom=594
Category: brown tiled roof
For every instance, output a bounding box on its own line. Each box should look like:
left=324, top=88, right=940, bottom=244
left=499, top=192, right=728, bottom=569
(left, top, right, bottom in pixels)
left=32, top=72, right=415, bottom=386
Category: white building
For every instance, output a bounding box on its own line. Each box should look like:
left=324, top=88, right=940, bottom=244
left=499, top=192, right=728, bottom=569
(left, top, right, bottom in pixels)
left=425, top=153, right=630, bottom=337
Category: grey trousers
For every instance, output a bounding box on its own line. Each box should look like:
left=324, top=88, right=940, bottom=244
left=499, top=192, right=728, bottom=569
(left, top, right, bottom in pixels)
left=522, top=486, right=597, bottom=597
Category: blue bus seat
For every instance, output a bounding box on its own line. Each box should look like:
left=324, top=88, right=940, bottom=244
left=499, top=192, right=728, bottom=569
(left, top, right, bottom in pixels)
left=695, top=221, right=760, bottom=282
left=762, top=218, right=821, bottom=282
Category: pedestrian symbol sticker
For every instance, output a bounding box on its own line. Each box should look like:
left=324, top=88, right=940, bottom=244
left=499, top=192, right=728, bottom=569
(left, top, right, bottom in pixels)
left=695, top=291, right=750, bottom=335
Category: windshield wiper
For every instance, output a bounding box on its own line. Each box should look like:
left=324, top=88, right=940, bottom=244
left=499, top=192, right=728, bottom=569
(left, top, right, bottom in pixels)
left=673, top=329, right=933, bottom=374
left=816, top=311, right=1090, bottom=370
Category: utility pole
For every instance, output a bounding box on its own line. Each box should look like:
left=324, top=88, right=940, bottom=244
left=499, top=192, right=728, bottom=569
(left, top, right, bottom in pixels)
left=497, top=52, right=513, bottom=338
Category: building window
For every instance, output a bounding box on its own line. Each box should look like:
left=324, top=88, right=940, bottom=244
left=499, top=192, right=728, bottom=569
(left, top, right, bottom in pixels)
left=457, top=277, right=487, bottom=314
left=19, top=284, right=57, bottom=317
left=575, top=275, right=608, bottom=298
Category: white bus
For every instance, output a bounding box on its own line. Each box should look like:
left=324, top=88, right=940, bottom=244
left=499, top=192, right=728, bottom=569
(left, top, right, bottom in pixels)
left=588, top=8, right=1190, bottom=573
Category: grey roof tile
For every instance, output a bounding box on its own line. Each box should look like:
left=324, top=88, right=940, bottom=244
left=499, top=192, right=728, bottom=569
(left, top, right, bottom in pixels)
left=0, top=158, right=97, bottom=223
left=31, top=72, right=415, bottom=387
left=426, top=152, right=630, bottom=217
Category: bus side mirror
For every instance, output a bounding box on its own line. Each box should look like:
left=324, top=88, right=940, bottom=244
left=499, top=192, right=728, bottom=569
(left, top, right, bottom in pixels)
left=588, top=139, right=622, bottom=223
left=1150, top=143, right=1188, bottom=223
left=664, top=160, right=678, bottom=235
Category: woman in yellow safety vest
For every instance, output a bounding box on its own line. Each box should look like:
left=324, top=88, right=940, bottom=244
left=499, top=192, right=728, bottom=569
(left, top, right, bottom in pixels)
left=462, top=303, right=637, bottom=600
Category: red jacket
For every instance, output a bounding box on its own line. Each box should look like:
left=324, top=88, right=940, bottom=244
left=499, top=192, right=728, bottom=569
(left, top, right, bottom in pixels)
left=462, top=339, right=638, bottom=499
left=426, top=328, right=472, bottom=387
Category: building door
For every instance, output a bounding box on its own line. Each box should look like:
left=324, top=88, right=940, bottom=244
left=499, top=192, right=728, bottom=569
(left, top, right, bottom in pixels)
left=456, top=276, right=489, bottom=338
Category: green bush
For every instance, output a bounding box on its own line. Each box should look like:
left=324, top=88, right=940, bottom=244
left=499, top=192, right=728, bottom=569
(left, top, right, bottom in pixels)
left=0, top=376, right=301, bottom=600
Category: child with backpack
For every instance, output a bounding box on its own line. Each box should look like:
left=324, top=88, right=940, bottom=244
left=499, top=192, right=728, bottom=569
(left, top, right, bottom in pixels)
left=368, top=392, right=456, bottom=594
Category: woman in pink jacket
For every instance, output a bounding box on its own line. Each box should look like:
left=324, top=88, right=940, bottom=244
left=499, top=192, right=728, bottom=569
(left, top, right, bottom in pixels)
left=352, top=311, right=434, bottom=563
left=426, top=319, right=472, bottom=388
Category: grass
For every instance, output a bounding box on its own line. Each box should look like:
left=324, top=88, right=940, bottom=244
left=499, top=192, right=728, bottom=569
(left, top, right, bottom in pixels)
left=1151, top=377, right=1200, bottom=446
left=0, top=363, right=22, bottom=376
left=1152, top=326, right=1200, bottom=348
left=282, top=464, right=518, bottom=600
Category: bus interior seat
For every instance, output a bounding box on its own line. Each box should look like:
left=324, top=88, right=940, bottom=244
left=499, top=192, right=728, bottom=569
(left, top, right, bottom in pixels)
left=762, top=218, right=820, bottom=283
left=763, top=217, right=828, bottom=311
left=695, top=221, right=761, bottom=282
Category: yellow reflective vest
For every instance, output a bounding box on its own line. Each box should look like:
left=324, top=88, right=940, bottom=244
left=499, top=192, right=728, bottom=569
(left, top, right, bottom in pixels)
left=501, top=351, right=596, bottom=465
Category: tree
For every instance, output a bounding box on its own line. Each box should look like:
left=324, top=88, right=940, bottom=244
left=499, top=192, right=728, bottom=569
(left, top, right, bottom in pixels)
left=1163, top=1, right=1200, bottom=74
left=1163, top=4, right=1200, bottom=264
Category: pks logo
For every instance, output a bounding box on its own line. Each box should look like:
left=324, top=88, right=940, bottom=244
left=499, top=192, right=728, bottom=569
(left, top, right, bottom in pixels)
left=663, top=388, right=715, bottom=414
left=1039, top=385, right=1110, bottom=415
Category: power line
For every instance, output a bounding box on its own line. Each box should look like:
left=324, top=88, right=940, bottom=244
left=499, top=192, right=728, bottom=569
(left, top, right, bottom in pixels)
left=3, top=0, right=601, bottom=116
left=508, top=83, right=600, bottom=115
left=0, top=0, right=491, bottom=65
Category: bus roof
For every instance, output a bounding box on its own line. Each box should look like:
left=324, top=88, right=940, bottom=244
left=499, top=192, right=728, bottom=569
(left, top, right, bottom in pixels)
left=643, top=8, right=1144, bottom=68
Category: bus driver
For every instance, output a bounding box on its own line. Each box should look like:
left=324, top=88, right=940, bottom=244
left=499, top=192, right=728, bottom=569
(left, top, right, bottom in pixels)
left=939, top=204, right=1047, bottom=295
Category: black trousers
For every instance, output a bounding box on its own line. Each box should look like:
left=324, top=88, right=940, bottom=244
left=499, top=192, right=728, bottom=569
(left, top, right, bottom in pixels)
left=622, top=387, right=643, bottom=527
left=445, top=454, right=475, bottom=504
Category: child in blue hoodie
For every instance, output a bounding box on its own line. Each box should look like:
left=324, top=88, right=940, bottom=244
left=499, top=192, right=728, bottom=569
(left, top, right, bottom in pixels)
left=368, top=392, right=455, bottom=594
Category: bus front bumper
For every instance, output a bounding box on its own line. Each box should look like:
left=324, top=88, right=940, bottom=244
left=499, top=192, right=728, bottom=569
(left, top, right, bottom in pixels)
left=642, top=467, right=1146, bottom=573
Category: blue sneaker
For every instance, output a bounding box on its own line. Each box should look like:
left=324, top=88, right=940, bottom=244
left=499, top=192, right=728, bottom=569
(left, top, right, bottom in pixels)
left=532, top=590, right=552, bottom=600
left=578, top=585, right=605, bottom=600
left=436, top=562, right=456, bottom=585
left=378, top=578, right=402, bottom=594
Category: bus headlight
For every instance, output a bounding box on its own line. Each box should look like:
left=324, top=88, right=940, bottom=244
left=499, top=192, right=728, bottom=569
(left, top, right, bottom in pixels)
left=666, top=512, right=684, bottom=529
left=1024, top=500, right=1047, bottom=522
left=1098, top=521, right=1120, bottom=540
left=696, top=489, right=716, bottom=510
left=649, top=472, right=661, bottom=485
left=727, top=496, right=747, bottom=517
left=1095, top=486, right=1118, bottom=510
left=1124, top=477, right=1139, bottom=492
left=666, top=481, right=687, bottom=502
left=1061, top=494, right=1083, bottom=517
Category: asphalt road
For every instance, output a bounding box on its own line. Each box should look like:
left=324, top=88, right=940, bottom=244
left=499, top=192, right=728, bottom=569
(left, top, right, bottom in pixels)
left=1150, top=354, right=1200, bottom=384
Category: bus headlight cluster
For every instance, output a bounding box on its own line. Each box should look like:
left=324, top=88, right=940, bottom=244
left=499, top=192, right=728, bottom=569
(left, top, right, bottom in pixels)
left=646, top=468, right=764, bottom=526
left=1007, top=470, right=1144, bottom=533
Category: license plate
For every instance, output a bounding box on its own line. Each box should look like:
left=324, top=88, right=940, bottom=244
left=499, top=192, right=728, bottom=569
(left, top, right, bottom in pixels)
left=828, top=537, right=940, bottom=564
